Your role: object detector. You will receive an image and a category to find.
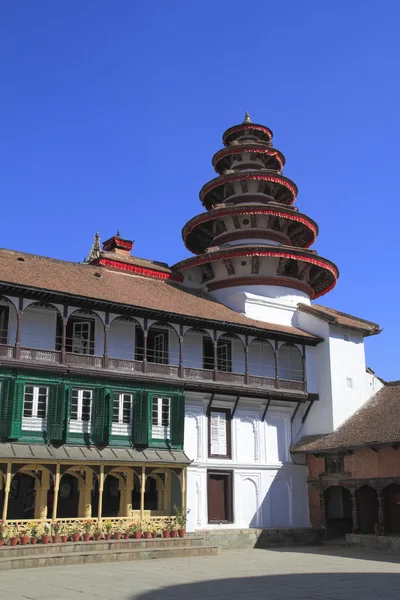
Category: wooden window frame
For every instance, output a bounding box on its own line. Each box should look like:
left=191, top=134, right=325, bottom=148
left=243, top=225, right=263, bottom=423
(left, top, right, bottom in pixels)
left=0, top=305, right=9, bottom=345
left=147, top=328, right=169, bottom=365
left=208, top=408, right=231, bottom=459
left=23, top=385, right=49, bottom=419
left=66, top=317, right=95, bottom=355
left=151, top=396, right=171, bottom=440
left=70, top=388, right=93, bottom=428
left=325, top=456, right=344, bottom=475
left=207, top=469, right=234, bottom=524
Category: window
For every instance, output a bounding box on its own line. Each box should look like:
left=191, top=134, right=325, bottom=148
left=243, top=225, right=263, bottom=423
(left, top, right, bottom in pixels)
left=112, top=392, right=132, bottom=436
left=202, top=338, right=232, bottom=372
left=278, top=344, right=304, bottom=382
left=148, top=329, right=168, bottom=364
left=22, top=385, right=48, bottom=431
left=151, top=397, right=170, bottom=439
left=66, top=318, right=94, bottom=355
left=325, top=456, right=344, bottom=475
left=209, top=409, right=231, bottom=458
left=346, top=377, right=353, bottom=389
left=70, top=389, right=92, bottom=433
left=0, top=305, right=9, bottom=344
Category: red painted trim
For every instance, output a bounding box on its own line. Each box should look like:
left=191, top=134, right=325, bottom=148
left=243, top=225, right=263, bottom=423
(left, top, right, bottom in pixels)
left=183, top=208, right=317, bottom=247
left=207, top=276, right=315, bottom=299
left=103, top=236, right=134, bottom=252
left=223, top=124, right=273, bottom=144
left=212, top=146, right=284, bottom=171
left=200, top=173, right=297, bottom=205
left=95, top=258, right=183, bottom=282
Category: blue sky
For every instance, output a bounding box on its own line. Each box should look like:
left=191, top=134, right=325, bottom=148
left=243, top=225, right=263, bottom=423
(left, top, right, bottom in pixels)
left=1, top=1, right=399, bottom=380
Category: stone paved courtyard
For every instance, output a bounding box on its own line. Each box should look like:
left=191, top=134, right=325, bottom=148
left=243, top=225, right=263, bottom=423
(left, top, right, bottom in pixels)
left=1, top=545, right=400, bottom=600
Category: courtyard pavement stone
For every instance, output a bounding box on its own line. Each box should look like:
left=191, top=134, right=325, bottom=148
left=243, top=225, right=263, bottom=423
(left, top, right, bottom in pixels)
left=1, top=545, right=400, bottom=600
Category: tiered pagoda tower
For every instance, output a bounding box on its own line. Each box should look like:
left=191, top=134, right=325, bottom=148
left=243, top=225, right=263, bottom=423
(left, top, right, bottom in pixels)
left=174, top=113, right=338, bottom=322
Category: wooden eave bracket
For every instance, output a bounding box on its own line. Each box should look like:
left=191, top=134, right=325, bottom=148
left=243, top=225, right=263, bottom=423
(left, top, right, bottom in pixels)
left=231, top=396, right=240, bottom=418
left=206, top=393, right=215, bottom=416
left=261, top=397, right=272, bottom=422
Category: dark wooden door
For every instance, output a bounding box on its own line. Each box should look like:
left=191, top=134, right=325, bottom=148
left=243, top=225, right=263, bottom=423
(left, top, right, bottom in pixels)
left=208, top=471, right=232, bottom=523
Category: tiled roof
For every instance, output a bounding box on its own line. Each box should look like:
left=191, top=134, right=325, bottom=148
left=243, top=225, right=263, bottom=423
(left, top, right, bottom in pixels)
left=0, top=248, right=317, bottom=339
left=0, top=443, right=191, bottom=464
left=298, top=303, right=381, bottom=336
left=292, top=384, right=400, bottom=453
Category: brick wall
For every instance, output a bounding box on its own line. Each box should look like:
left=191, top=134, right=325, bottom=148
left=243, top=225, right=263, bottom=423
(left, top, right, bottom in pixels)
left=307, top=448, right=400, bottom=527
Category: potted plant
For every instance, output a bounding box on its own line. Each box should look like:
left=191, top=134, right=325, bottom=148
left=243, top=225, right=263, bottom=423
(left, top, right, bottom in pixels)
left=170, top=520, right=178, bottom=538
left=113, top=524, right=123, bottom=540
left=8, top=525, right=19, bottom=546
left=123, top=522, right=131, bottom=540
left=0, top=521, right=7, bottom=547
left=142, top=521, right=152, bottom=539
left=19, top=528, right=30, bottom=545
left=103, top=520, right=113, bottom=540
left=82, top=519, right=93, bottom=542
left=93, top=521, right=102, bottom=541
left=29, top=522, right=40, bottom=544
left=162, top=520, right=171, bottom=539
left=51, top=521, right=61, bottom=543
left=41, top=522, right=51, bottom=545
left=60, top=524, right=69, bottom=543
left=374, top=522, right=381, bottom=536
left=69, top=522, right=81, bottom=543
left=174, top=505, right=190, bottom=538
left=151, top=523, right=159, bottom=539
left=130, top=521, right=142, bottom=540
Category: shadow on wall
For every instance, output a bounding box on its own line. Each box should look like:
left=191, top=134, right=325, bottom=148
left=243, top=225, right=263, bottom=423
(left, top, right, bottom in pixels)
left=134, top=573, right=400, bottom=600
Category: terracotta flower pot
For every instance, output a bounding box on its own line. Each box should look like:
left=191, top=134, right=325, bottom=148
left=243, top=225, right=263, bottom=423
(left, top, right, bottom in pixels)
left=162, top=531, right=170, bottom=539
left=20, top=536, right=30, bottom=545
left=42, top=535, right=51, bottom=545
left=82, top=533, right=91, bottom=542
left=133, top=531, right=142, bottom=539
left=93, top=533, right=101, bottom=541
left=104, top=533, right=112, bottom=540
left=31, top=537, right=38, bottom=545
left=0, top=539, right=5, bottom=547
left=123, top=532, right=130, bottom=540
left=61, top=535, right=68, bottom=543
left=114, top=532, right=122, bottom=540
left=52, top=535, right=60, bottom=544
left=170, top=530, right=178, bottom=538
left=151, top=532, right=157, bottom=538
left=178, top=529, right=186, bottom=538
left=143, top=531, right=151, bottom=539
left=9, top=537, right=18, bottom=546
left=71, top=533, right=80, bottom=542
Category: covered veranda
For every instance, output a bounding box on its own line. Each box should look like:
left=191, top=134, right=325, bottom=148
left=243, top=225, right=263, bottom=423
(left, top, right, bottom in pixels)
left=0, top=444, right=189, bottom=529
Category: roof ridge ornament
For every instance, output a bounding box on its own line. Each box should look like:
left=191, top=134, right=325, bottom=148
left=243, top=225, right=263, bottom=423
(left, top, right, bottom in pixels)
left=86, top=232, right=101, bottom=263
left=243, top=111, right=252, bottom=123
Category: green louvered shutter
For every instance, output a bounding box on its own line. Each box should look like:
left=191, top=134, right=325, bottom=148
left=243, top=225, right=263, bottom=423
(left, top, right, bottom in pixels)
left=0, top=379, right=14, bottom=438
left=170, top=394, right=185, bottom=448
left=132, top=390, right=148, bottom=446
left=91, top=388, right=110, bottom=445
left=10, top=380, right=24, bottom=439
left=47, top=384, right=67, bottom=441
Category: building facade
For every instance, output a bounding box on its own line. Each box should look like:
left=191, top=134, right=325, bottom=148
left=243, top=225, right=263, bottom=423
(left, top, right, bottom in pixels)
left=0, top=114, right=382, bottom=533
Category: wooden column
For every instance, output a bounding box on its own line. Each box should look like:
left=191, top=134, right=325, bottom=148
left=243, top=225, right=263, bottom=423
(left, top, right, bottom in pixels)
left=274, top=340, right=280, bottom=389
left=244, top=335, right=249, bottom=385
left=142, top=319, right=148, bottom=373
left=377, top=489, right=385, bottom=533
left=2, top=463, right=12, bottom=521
left=118, top=471, right=133, bottom=517
left=140, top=466, right=146, bottom=525
left=213, top=330, right=218, bottom=382
left=61, top=306, right=68, bottom=364
left=34, top=470, right=50, bottom=520
left=103, top=312, right=109, bottom=369
left=302, top=344, right=307, bottom=392
left=179, top=324, right=184, bottom=378
left=52, top=464, right=60, bottom=521
left=97, top=465, right=104, bottom=522
left=350, top=487, right=359, bottom=533
left=78, top=470, right=93, bottom=518
left=14, top=298, right=24, bottom=359
left=319, top=489, right=328, bottom=538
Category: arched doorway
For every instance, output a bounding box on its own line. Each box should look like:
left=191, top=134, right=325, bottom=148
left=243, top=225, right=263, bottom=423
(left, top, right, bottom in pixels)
left=357, top=485, right=378, bottom=534
left=57, top=474, right=79, bottom=518
left=7, top=473, right=36, bottom=520
left=103, top=475, right=120, bottom=517
left=324, top=486, right=352, bottom=539
left=384, top=483, right=400, bottom=534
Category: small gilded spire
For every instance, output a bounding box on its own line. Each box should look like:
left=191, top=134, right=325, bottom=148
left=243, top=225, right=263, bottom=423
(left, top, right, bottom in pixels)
left=86, top=232, right=101, bottom=262
left=243, top=111, right=252, bottom=123
left=116, top=229, right=121, bottom=237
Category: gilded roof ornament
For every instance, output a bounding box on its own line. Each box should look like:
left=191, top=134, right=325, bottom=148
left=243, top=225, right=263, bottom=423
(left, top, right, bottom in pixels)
left=243, top=111, right=252, bottom=123
left=86, top=232, right=101, bottom=262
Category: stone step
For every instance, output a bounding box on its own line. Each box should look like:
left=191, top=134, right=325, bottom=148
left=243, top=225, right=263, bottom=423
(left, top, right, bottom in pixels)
left=0, top=543, right=218, bottom=570
left=0, top=536, right=205, bottom=558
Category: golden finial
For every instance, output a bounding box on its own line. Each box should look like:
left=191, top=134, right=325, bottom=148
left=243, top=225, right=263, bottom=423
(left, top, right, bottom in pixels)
left=243, top=111, right=252, bottom=123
